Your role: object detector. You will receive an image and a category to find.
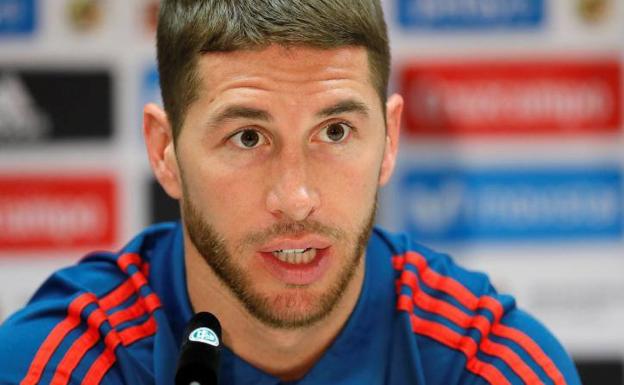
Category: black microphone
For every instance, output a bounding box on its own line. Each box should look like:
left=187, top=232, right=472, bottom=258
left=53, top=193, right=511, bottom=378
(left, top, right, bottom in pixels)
left=175, top=312, right=222, bottom=385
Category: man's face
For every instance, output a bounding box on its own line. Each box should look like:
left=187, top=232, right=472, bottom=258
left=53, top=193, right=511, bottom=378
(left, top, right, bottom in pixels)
left=172, top=45, right=399, bottom=329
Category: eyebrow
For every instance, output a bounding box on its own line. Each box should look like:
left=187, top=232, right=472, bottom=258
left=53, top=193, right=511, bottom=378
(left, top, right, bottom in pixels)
left=207, top=105, right=272, bottom=129
left=316, top=99, right=370, bottom=119
left=206, top=99, right=369, bottom=130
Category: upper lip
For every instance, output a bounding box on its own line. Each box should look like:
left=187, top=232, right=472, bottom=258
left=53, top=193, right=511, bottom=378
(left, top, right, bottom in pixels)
left=258, top=235, right=332, bottom=253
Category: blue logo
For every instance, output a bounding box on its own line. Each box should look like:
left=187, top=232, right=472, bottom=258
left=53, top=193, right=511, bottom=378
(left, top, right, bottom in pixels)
left=397, top=0, right=544, bottom=30
left=387, top=167, right=623, bottom=242
left=0, top=0, right=36, bottom=36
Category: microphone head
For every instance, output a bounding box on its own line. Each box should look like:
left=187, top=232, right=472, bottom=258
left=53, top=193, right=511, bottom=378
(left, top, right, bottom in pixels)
left=175, top=312, right=222, bottom=385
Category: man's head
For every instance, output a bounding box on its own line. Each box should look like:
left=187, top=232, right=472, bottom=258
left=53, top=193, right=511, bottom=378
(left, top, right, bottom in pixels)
left=156, top=0, right=390, bottom=140
left=144, top=0, right=402, bottom=330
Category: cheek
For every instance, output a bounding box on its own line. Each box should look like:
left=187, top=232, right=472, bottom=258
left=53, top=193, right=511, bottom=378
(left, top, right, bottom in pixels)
left=314, top=152, right=381, bottom=217
left=183, top=157, right=267, bottom=230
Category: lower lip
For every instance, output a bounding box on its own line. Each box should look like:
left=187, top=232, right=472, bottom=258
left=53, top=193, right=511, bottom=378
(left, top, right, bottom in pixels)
left=258, top=248, right=331, bottom=286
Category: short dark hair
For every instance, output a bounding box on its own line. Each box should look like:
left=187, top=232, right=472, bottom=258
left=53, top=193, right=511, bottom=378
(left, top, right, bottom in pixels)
left=157, top=0, right=390, bottom=140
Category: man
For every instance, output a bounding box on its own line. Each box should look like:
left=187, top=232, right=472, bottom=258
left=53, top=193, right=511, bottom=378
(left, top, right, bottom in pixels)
left=0, top=1, right=581, bottom=384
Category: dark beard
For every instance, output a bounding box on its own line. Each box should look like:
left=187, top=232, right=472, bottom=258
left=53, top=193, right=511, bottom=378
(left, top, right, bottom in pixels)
left=182, top=197, right=377, bottom=329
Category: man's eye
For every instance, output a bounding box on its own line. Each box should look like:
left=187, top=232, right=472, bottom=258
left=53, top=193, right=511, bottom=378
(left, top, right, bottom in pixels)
left=319, top=122, right=351, bottom=143
left=230, top=129, right=266, bottom=149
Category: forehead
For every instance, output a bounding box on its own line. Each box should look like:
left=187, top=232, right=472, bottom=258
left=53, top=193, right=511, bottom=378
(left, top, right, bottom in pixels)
left=194, top=45, right=375, bottom=102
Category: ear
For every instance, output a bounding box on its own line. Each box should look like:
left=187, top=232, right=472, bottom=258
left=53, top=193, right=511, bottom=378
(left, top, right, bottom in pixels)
left=379, top=93, right=403, bottom=186
left=143, top=103, right=183, bottom=200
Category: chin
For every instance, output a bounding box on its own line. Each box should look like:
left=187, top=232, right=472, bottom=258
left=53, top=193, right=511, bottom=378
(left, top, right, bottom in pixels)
left=249, top=287, right=335, bottom=329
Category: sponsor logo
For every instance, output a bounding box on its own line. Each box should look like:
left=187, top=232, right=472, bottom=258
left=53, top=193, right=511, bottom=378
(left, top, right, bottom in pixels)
left=577, top=0, right=612, bottom=25
left=189, top=327, right=220, bottom=347
left=401, top=60, right=621, bottom=136
left=0, top=69, right=112, bottom=143
left=0, top=0, right=35, bottom=35
left=391, top=167, right=622, bottom=241
left=397, top=0, right=544, bottom=29
left=66, top=0, right=103, bottom=32
left=0, top=175, right=117, bottom=251
left=0, top=73, right=51, bottom=142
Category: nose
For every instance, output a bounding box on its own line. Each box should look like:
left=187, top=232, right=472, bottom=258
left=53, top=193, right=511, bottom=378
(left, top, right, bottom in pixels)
left=265, top=148, right=320, bottom=222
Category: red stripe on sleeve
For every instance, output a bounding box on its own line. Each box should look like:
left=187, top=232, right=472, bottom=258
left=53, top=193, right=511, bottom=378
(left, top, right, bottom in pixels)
left=108, top=300, right=146, bottom=328
left=97, top=260, right=151, bottom=312
left=81, top=258, right=159, bottom=383
left=117, top=253, right=142, bottom=273
left=21, top=254, right=154, bottom=385
left=493, top=323, right=567, bottom=385
left=466, top=358, right=511, bottom=385
left=397, top=292, right=414, bottom=313
left=24, top=256, right=156, bottom=385
left=49, top=308, right=108, bottom=385
left=54, top=272, right=160, bottom=384
left=98, top=264, right=152, bottom=312
left=401, top=251, right=566, bottom=385
left=98, top=280, right=135, bottom=311
left=478, top=296, right=504, bottom=323
left=400, top=271, right=488, bottom=336
left=143, top=293, right=162, bottom=313
left=80, top=295, right=160, bottom=385
left=406, top=252, right=479, bottom=309
left=130, top=272, right=148, bottom=291
left=392, top=255, right=405, bottom=270
left=20, top=293, right=97, bottom=385
left=79, top=332, right=122, bottom=385
left=141, top=262, right=150, bottom=278
left=479, top=339, right=542, bottom=384
left=398, top=298, right=510, bottom=385
left=108, top=293, right=161, bottom=328
left=80, top=350, right=116, bottom=385
left=398, top=276, right=543, bottom=384
left=118, top=316, right=158, bottom=346
left=80, top=315, right=157, bottom=385
left=102, top=330, right=122, bottom=350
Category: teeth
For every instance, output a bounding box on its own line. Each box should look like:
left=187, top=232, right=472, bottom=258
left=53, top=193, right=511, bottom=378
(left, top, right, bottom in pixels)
left=272, top=248, right=316, bottom=264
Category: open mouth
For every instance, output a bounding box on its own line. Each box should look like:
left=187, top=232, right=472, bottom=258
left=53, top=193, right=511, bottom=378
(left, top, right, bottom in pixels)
left=259, top=245, right=331, bottom=285
left=257, top=235, right=333, bottom=285
left=271, top=248, right=316, bottom=265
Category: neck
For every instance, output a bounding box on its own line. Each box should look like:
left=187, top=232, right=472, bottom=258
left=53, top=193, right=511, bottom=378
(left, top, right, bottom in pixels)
left=184, top=240, right=365, bottom=381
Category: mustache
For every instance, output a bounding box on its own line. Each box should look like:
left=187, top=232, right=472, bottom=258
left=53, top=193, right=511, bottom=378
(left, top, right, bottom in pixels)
left=242, top=220, right=345, bottom=246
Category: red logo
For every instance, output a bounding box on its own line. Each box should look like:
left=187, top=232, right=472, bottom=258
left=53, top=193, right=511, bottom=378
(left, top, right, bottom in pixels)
left=0, top=175, right=117, bottom=252
left=401, top=59, right=622, bottom=136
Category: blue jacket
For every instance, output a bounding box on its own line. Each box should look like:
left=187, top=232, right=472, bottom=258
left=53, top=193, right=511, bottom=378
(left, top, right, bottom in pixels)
left=0, top=222, right=581, bottom=385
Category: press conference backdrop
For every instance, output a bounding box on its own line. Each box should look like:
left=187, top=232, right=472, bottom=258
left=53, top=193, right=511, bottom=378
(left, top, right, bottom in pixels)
left=0, top=0, right=622, bottom=383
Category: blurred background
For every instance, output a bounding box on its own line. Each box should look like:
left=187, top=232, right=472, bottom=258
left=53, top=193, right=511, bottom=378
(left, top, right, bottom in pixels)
left=0, top=0, right=622, bottom=383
